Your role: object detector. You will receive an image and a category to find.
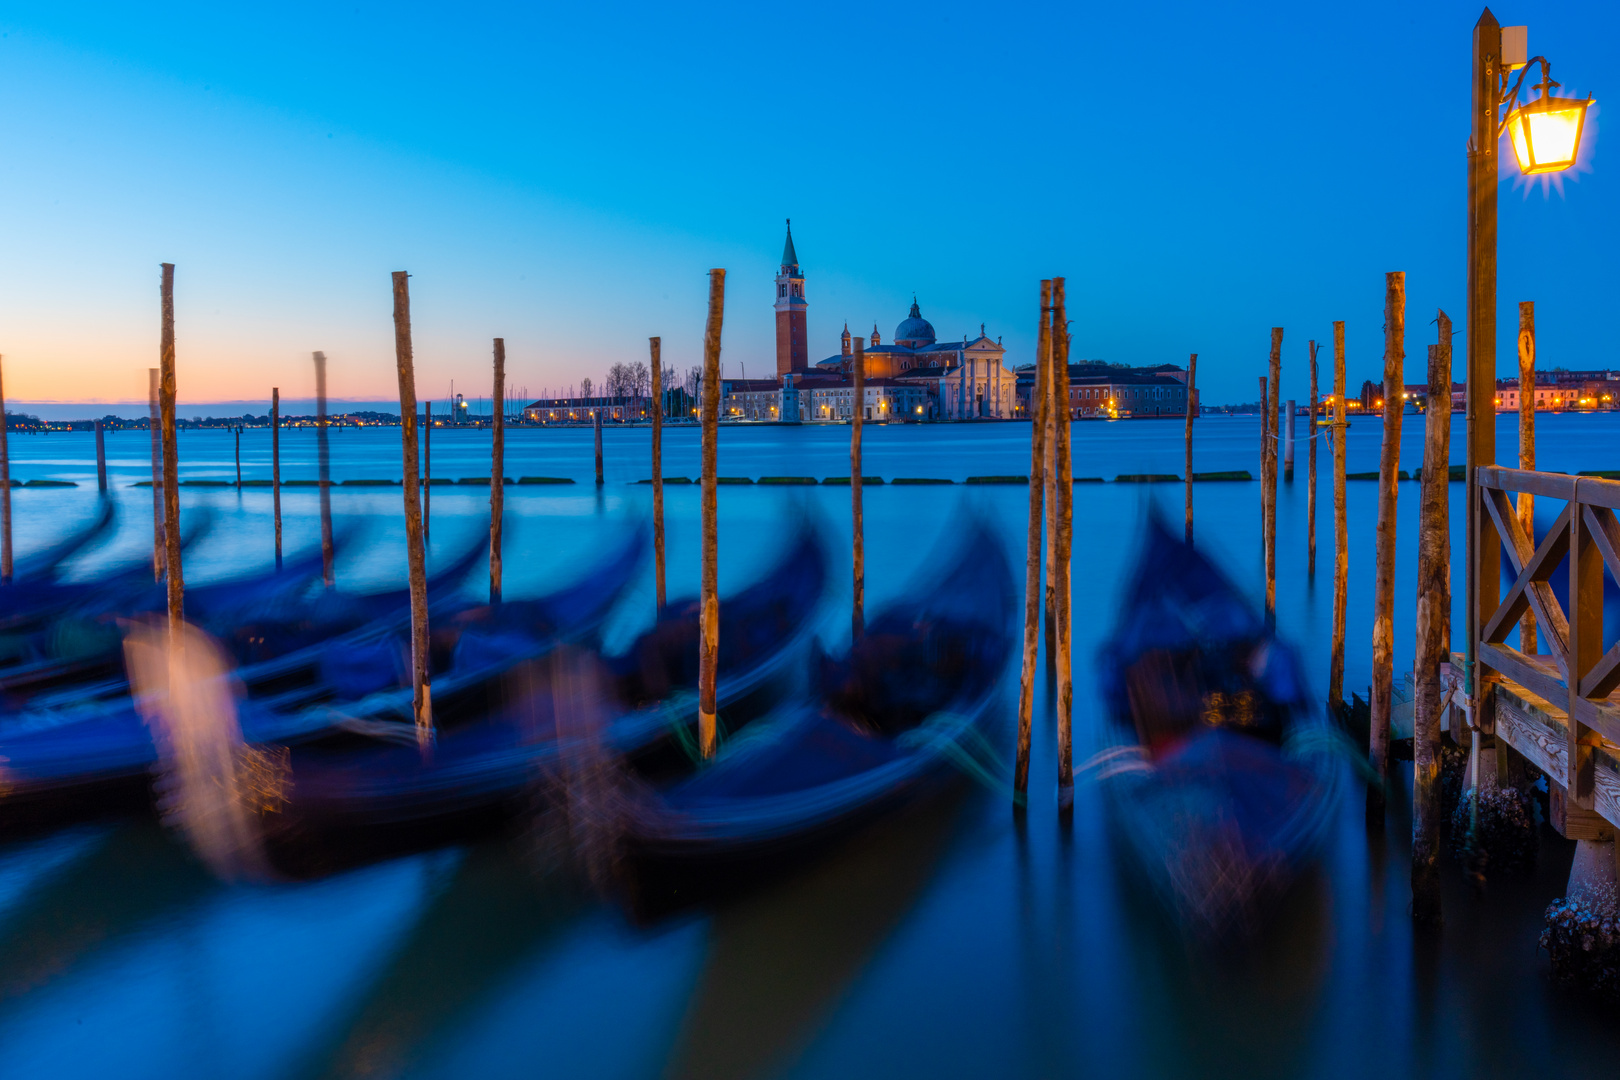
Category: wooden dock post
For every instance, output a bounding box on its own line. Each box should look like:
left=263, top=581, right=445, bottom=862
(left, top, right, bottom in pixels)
left=1052, top=278, right=1074, bottom=813
left=1258, top=375, right=1269, bottom=538
left=94, top=420, right=107, bottom=493
left=1265, top=331, right=1282, bottom=625
left=851, top=336, right=866, bottom=640
left=594, top=407, right=604, bottom=486
left=1329, top=322, right=1348, bottom=711
left=1369, top=271, right=1406, bottom=828
left=391, top=272, right=432, bottom=746
left=0, top=354, right=11, bottom=585
left=650, top=336, right=666, bottom=612
left=314, top=352, right=334, bottom=589
left=1517, top=301, right=1536, bottom=655
left=234, top=426, right=242, bottom=489
left=271, top=388, right=282, bottom=571
left=159, top=264, right=183, bottom=634
left=1184, top=353, right=1197, bottom=545
left=1015, top=280, right=1053, bottom=801
left=490, top=338, right=506, bottom=604
left=423, top=401, right=431, bottom=543
left=1413, top=310, right=1453, bottom=925
left=1308, top=341, right=1319, bottom=576
left=149, top=368, right=165, bottom=583
left=698, top=269, right=726, bottom=760
left=1043, top=370, right=1057, bottom=672
left=1284, top=399, right=1295, bottom=481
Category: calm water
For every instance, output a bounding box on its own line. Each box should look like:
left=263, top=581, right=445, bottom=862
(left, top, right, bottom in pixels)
left=2, top=414, right=1619, bottom=1079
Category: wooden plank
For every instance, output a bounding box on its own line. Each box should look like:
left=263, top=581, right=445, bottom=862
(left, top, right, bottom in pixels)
left=1481, top=488, right=1570, bottom=671
left=1551, top=786, right=1614, bottom=841
left=1479, top=642, right=1567, bottom=707
left=1579, top=644, right=1620, bottom=701
left=1567, top=696, right=1620, bottom=753
left=1493, top=680, right=1569, bottom=786
left=1479, top=465, right=1579, bottom=500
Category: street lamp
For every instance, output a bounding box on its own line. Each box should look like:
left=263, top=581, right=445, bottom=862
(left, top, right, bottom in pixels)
left=1465, top=9, right=1595, bottom=734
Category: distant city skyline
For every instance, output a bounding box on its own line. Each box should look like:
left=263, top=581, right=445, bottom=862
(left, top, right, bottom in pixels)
left=0, top=2, right=1612, bottom=408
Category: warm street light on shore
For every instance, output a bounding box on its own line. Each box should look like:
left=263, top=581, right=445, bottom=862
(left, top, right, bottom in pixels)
left=1502, top=57, right=1593, bottom=174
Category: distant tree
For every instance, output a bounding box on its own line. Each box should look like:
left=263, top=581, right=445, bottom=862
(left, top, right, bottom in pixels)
left=580, top=377, right=593, bottom=400
left=631, top=361, right=650, bottom=406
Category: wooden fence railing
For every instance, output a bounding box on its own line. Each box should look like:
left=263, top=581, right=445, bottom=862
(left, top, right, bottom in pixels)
left=1477, top=467, right=1620, bottom=823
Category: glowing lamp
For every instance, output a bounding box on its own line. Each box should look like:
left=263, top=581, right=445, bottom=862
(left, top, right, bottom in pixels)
left=1505, top=92, right=1592, bottom=174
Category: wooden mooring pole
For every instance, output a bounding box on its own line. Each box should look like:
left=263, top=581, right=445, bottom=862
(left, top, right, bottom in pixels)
left=1258, top=375, right=1268, bottom=539
left=1518, top=301, right=1536, bottom=655
left=149, top=368, right=165, bottom=583
left=1015, top=280, right=1053, bottom=802
left=851, top=336, right=866, bottom=640
left=1413, top=309, right=1453, bottom=925
left=594, top=407, right=604, bottom=486
left=159, top=264, right=183, bottom=634
left=650, top=336, right=666, bottom=612
left=1308, top=341, right=1319, bottom=577
left=271, top=388, right=282, bottom=571
left=391, top=272, right=432, bottom=747
left=1052, top=278, right=1074, bottom=814
left=423, top=401, right=431, bottom=543
left=1369, top=271, right=1406, bottom=828
left=1329, top=322, right=1348, bottom=712
left=1265, top=330, right=1282, bottom=626
left=94, top=420, right=107, bottom=493
left=1044, top=356, right=1058, bottom=671
left=698, top=269, right=726, bottom=760
left=0, top=354, right=11, bottom=585
left=490, top=338, right=506, bottom=604
left=1284, top=399, right=1295, bottom=481
left=234, top=426, right=242, bottom=489
left=1184, top=353, right=1197, bottom=545
left=314, top=352, right=334, bottom=588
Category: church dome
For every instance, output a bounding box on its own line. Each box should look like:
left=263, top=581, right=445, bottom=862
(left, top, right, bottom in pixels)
left=894, top=300, right=935, bottom=347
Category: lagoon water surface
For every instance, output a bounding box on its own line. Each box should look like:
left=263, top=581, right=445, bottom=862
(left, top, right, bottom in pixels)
left=1, top=414, right=1618, bottom=1079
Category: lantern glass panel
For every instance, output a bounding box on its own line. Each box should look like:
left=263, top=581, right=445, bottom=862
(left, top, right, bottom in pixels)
left=1507, top=97, right=1591, bottom=174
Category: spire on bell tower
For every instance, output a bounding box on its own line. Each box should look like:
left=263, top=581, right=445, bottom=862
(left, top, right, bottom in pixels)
left=841, top=322, right=852, bottom=357
left=774, top=218, right=808, bottom=378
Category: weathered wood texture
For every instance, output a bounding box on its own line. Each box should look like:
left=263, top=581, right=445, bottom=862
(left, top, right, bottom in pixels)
left=391, top=271, right=432, bottom=745
left=1493, top=679, right=1620, bottom=838
left=1413, top=312, right=1453, bottom=925
left=159, top=264, right=183, bottom=634
left=1518, top=300, right=1536, bottom=655
left=651, top=336, right=666, bottom=611
left=1308, top=341, right=1318, bottom=576
left=490, top=338, right=506, bottom=604
left=272, top=388, right=282, bottom=571
left=149, top=368, right=165, bottom=583
left=1369, top=271, right=1406, bottom=827
left=1016, top=280, right=1053, bottom=800
left=1044, top=354, right=1058, bottom=669
left=1184, top=353, right=1197, bottom=544
left=0, top=355, right=10, bottom=584
left=698, top=269, right=726, bottom=760
left=1264, top=331, right=1282, bottom=623
left=95, top=420, right=107, bottom=493
left=1052, top=278, right=1074, bottom=811
left=1330, top=322, right=1348, bottom=710
left=851, top=336, right=866, bottom=640
left=314, top=351, right=334, bottom=589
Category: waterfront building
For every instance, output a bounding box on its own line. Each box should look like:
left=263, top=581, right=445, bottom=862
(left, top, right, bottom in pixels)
left=814, top=306, right=1016, bottom=419
left=1015, top=361, right=1191, bottom=419
left=1492, top=371, right=1619, bottom=411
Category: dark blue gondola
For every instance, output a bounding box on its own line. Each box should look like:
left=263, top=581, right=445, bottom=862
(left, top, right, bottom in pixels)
left=612, top=519, right=1013, bottom=915
left=1096, top=514, right=1342, bottom=938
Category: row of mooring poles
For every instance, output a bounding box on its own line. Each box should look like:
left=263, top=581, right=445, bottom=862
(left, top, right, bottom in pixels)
left=1368, top=271, right=1406, bottom=828
left=391, top=272, right=432, bottom=747
left=697, top=269, right=725, bottom=759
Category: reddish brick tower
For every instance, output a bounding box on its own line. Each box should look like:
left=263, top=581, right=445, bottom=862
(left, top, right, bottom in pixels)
left=774, top=219, right=808, bottom=378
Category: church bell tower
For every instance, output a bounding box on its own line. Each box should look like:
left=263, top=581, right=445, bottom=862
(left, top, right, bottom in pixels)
left=775, top=219, right=808, bottom=378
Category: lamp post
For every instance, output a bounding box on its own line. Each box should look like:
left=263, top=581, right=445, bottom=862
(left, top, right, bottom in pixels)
left=1465, top=10, right=1594, bottom=725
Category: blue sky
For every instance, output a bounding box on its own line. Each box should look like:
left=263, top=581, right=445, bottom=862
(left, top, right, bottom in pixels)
left=0, top=1, right=1612, bottom=408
